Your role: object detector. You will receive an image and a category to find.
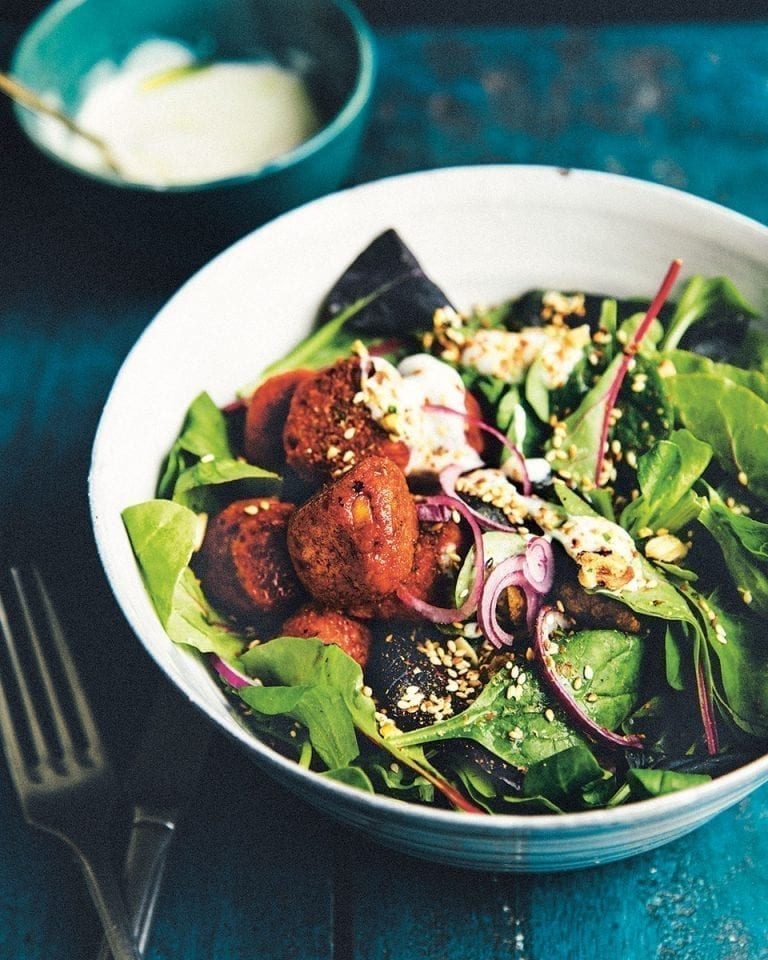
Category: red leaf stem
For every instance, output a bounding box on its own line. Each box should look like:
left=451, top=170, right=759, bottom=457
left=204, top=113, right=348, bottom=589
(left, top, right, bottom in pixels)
left=695, top=660, right=720, bottom=756
left=594, top=258, right=683, bottom=486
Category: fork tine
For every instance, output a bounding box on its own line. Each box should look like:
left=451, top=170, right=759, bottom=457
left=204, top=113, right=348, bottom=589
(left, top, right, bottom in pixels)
left=18, top=567, right=106, bottom=766
left=0, top=571, right=52, bottom=776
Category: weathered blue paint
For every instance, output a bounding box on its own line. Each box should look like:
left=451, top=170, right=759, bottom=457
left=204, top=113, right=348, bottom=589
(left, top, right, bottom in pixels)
left=1, top=18, right=767, bottom=959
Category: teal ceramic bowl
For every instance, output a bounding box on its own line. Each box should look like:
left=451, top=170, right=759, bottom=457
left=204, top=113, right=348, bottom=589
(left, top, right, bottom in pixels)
left=10, top=0, right=376, bottom=225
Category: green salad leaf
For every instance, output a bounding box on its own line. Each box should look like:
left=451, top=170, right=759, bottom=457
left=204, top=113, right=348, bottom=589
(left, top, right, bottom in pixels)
left=625, top=767, right=711, bottom=799
left=172, top=458, right=281, bottom=514
left=698, top=489, right=768, bottom=617
left=666, top=373, right=768, bottom=500
left=697, top=591, right=768, bottom=738
left=522, top=744, right=614, bottom=811
left=620, top=429, right=711, bottom=537
left=661, top=274, right=759, bottom=353
left=122, top=499, right=245, bottom=660
left=157, top=392, right=233, bottom=499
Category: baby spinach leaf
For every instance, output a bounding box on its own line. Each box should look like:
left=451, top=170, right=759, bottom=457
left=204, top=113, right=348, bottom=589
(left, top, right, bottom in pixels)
left=240, top=638, right=372, bottom=768
left=122, top=499, right=245, bottom=659
left=122, top=499, right=200, bottom=624
left=524, top=354, right=554, bottom=423
left=522, top=744, right=613, bottom=809
left=661, top=275, right=758, bottom=354
left=361, top=759, right=435, bottom=802
left=546, top=349, right=672, bottom=492
left=241, top=635, right=378, bottom=733
left=240, top=682, right=360, bottom=769
left=545, top=353, right=624, bottom=489
left=157, top=392, right=233, bottom=498
left=257, top=302, right=367, bottom=384
left=321, top=766, right=375, bottom=793
left=552, top=478, right=603, bottom=519
left=612, top=354, right=674, bottom=462
left=666, top=373, right=768, bottom=500
left=700, top=592, right=768, bottom=738
left=172, top=458, right=281, bottom=514
left=390, top=665, right=579, bottom=766
left=165, top=567, right=245, bottom=659
left=617, top=313, right=664, bottom=355
left=620, top=430, right=711, bottom=536
left=626, top=767, right=711, bottom=799
left=698, top=490, right=768, bottom=616
left=667, top=349, right=768, bottom=403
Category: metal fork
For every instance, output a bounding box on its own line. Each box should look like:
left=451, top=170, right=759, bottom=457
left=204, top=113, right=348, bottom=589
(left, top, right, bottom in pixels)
left=0, top=567, right=141, bottom=960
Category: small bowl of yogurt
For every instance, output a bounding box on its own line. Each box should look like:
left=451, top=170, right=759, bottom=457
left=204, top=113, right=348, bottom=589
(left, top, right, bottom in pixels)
left=8, top=0, right=376, bottom=223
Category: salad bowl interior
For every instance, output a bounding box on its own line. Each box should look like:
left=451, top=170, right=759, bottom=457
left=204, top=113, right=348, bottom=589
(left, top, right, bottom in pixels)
left=90, top=165, right=768, bottom=872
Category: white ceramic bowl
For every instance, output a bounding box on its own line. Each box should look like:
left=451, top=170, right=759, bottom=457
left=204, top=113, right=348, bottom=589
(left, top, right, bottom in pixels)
left=90, top=165, right=768, bottom=872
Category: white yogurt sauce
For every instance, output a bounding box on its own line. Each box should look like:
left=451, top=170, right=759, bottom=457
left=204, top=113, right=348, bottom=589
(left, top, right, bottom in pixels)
left=360, top=353, right=484, bottom=476
left=39, top=40, right=320, bottom=186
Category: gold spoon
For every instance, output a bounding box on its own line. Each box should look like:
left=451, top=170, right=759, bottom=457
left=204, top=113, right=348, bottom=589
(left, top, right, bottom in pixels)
left=0, top=71, right=123, bottom=177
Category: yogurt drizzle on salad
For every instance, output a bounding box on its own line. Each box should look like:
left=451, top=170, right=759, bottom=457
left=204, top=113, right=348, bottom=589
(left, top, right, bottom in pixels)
left=359, top=352, right=484, bottom=475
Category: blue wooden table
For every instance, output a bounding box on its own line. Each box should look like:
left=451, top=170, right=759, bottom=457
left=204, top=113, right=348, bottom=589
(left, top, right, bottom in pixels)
left=2, top=17, right=768, bottom=960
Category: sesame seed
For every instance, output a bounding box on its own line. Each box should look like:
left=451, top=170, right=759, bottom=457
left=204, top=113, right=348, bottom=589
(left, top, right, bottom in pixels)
left=583, top=665, right=594, bottom=680
left=544, top=708, right=555, bottom=723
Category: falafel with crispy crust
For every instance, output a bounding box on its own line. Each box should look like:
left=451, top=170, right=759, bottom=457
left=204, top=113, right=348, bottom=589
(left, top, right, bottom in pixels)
left=195, top=497, right=304, bottom=624
left=287, top=456, right=419, bottom=609
left=282, top=358, right=410, bottom=484
left=280, top=604, right=372, bottom=668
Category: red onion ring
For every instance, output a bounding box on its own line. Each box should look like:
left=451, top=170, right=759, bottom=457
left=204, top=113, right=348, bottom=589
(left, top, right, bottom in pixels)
left=533, top=606, right=644, bottom=750
left=439, top=464, right=522, bottom=533
left=210, top=654, right=259, bottom=689
left=478, top=555, right=540, bottom=648
left=397, top=494, right=485, bottom=624
left=415, top=501, right=454, bottom=524
left=424, top=403, right=531, bottom=495
left=476, top=538, right=554, bottom=648
left=523, top=536, right=555, bottom=594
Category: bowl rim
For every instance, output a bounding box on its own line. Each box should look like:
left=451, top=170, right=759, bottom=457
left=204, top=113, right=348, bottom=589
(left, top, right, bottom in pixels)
left=89, top=163, right=768, bottom=840
left=10, top=0, right=377, bottom=193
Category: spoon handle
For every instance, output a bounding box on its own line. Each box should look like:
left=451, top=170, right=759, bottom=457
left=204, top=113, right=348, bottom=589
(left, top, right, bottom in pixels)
left=0, top=71, right=121, bottom=175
